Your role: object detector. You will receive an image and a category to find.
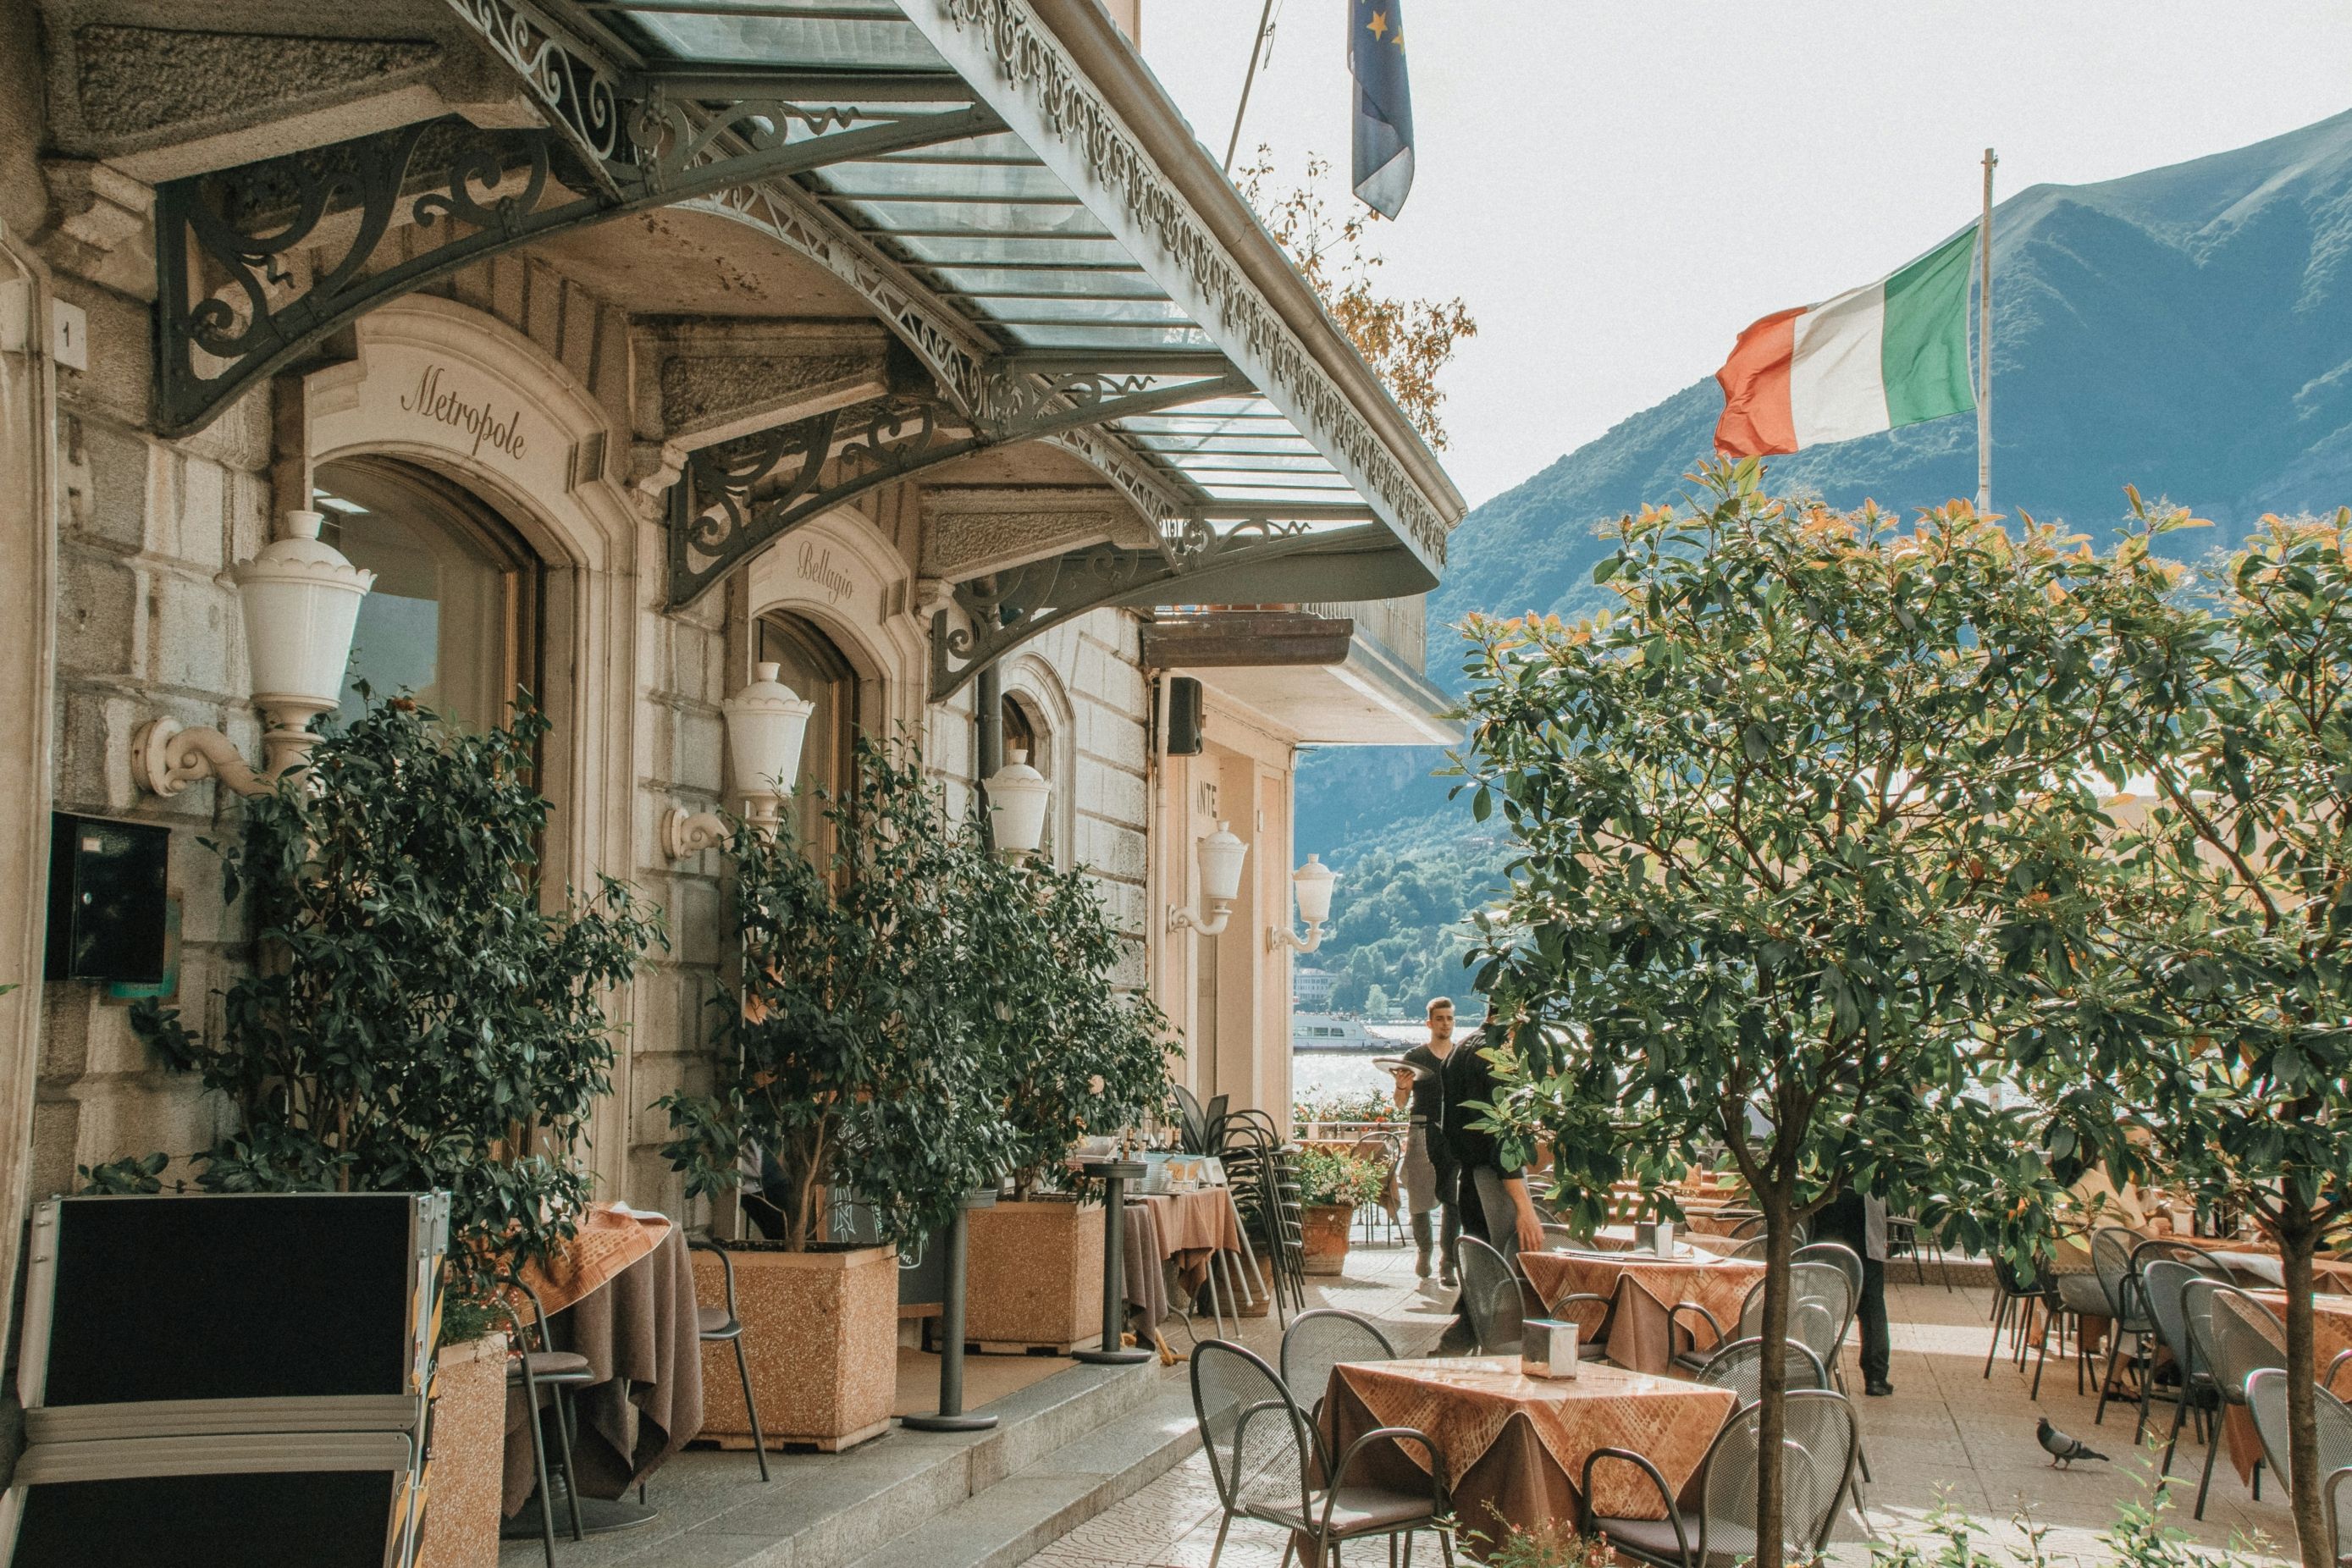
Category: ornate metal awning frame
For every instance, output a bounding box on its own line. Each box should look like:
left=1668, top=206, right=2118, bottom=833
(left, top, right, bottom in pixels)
left=149, top=0, right=1455, bottom=699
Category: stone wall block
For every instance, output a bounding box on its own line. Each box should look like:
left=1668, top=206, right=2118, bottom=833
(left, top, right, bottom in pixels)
left=69, top=417, right=150, bottom=551
left=151, top=445, right=230, bottom=570
left=147, top=567, right=240, bottom=693
left=169, top=831, right=235, bottom=946
left=29, top=1103, right=81, bottom=1208
left=669, top=875, right=723, bottom=970
left=1075, top=816, right=1146, bottom=883
left=55, top=548, right=141, bottom=679
left=1079, top=763, right=1148, bottom=831
left=52, top=273, right=151, bottom=430
left=38, top=987, right=91, bottom=1085
left=1074, top=698, right=1147, bottom=774
left=676, top=705, right=725, bottom=797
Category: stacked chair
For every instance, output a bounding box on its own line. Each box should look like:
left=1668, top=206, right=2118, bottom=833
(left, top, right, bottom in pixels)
left=1205, top=1105, right=1306, bottom=1327
left=3, top=1192, right=449, bottom=1568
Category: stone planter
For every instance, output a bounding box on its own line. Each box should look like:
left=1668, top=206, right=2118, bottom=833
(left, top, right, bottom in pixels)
left=1302, top=1202, right=1356, bottom=1276
left=693, top=1243, right=898, bottom=1452
left=417, top=1330, right=508, bottom=1568
left=964, top=1196, right=1106, bottom=1353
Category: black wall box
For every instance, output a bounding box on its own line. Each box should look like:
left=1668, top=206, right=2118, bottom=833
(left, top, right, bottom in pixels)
left=44, top=815, right=168, bottom=984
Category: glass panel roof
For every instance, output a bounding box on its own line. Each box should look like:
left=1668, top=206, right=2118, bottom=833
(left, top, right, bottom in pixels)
left=597, top=0, right=1377, bottom=521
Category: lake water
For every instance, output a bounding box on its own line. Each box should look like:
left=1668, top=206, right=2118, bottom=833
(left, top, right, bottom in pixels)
left=1293, top=1025, right=1429, bottom=1109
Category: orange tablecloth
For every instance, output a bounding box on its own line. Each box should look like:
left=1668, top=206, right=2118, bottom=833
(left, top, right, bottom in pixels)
left=2217, top=1291, right=2352, bottom=1487
left=1521, top=1250, right=1765, bottom=1373
left=514, top=1203, right=671, bottom=1317
left=1307, top=1357, right=1735, bottom=1561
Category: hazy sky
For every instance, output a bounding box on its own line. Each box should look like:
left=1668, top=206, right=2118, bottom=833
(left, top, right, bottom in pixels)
left=1139, top=3, right=2352, bottom=509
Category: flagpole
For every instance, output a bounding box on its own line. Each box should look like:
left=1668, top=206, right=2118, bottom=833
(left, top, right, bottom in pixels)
left=1223, top=0, right=1279, bottom=172
left=1977, top=146, right=1996, bottom=515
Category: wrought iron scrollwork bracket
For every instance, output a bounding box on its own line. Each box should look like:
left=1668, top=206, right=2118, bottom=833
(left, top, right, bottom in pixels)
left=153, top=97, right=1003, bottom=436
left=927, top=518, right=1319, bottom=702
left=663, top=370, right=1248, bottom=610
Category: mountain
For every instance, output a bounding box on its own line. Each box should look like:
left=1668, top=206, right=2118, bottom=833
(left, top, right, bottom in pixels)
left=1294, top=108, right=2352, bottom=1004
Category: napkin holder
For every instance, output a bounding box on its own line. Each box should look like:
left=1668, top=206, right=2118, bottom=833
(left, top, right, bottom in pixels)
left=1653, top=1220, right=1676, bottom=1256
left=1521, top=1318, right=1580, bottom=1380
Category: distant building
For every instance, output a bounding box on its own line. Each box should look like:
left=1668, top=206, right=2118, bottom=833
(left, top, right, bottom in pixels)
left=1293, top=967, right=1336, bottom=1008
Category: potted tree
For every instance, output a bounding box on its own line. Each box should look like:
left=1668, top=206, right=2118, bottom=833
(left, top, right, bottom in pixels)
left=958, top=853, right=1174, bottom=1351
left=1296, top=1147, right=1383, bottom=1276
left=127, top=693, right=662, bottom=1553
left=660, top=739, right=1011, bottom=1449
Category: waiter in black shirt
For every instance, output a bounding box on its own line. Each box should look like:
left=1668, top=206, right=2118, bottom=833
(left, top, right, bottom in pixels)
left=1390, top=998, right=1460, bottom=1284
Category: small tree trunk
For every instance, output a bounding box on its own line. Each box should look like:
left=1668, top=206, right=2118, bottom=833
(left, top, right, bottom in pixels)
left=1752, top=1196, right=1794, bottom=1568
left=2277, top=1204, right=2327, bottom=1568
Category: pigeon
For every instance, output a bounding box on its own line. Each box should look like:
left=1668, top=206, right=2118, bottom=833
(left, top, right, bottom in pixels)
left=2038, top=1417, right=2109, bottom=1468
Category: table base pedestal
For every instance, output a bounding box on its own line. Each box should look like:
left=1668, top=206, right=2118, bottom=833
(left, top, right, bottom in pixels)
left=501, top=1487, right=660, bottom=1538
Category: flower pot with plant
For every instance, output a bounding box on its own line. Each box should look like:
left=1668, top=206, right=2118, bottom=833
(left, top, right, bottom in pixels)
left=660, top=740, right=1013, bottom=1448
left=1296, top=1146, right=1383, bottom=1276
left=958, top=853, right=1173, bottom=1350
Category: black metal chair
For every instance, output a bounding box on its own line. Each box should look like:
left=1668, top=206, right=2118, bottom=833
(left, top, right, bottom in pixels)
left=2190, top=1282, right=2285, bottom=1517
left=1586, top=1389, right=1858, bottom=1568
left=2124, top=1239, right=2228, bottom=1444
left=1673, top=1260, right=1850, bottom=1381
left=1693, top=1336, right=1830, bottom=1406
left=495, top=1270, right=595, bottom=1568
left=1280, top=1309, right=1396, bottom=1422
left=2090, top=1226, right=2156, bottom=1425
left=687, top=1238, right=770, bottom=1482
left=2029, top=1267, right=2106, bottom=1400
left=1190, top=1339, right=1454, bottom=1568
left=2142, top=1258, right=2219, bottom=1473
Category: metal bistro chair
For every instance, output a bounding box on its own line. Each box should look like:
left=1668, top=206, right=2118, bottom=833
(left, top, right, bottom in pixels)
left=1585, top=1389, right=1858, bottom=1568
left=2030, top=1267, right=2111, bottom=1400
left=1190, top=1339, right=1454, bottom=1568
left=1348, top=1131, right=1405, bottom=1250
left=2247, top=1367, right=2352, bottom=1568
left=1984, top=1255, right=2050, bottom=1380
left=2090, top=1226, right=2156, bottom=1426
left=1793, top=1240, right=1871, bottom=1482
left=1458, top=1234, right=1543, bottom=1357
left=2125, top=1239, right=2229, bottom=1444
left=1673, top=1261, right=1850, bottom=1382
left=495, top=1269, right=596, bottom=1568
left=1694, top=1336, right=1831, bottom=1405
left=687, top=1238, right=770, bottom=1482
left=2141, top=1256, right=2224, bottom=1471
left=1281, top=1309, right=1397, bottom=1423
left=2190, top=1281, right=2286, bottom=1518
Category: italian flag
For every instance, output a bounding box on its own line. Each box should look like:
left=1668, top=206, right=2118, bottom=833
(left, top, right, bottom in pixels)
left=1714, top=226, right=1978, bottom=457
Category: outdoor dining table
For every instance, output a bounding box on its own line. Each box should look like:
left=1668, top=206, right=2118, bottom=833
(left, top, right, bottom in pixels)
left=500, top=1205, right=704, bottom=1532
left=2213, top=1289, right=2352, bottom=1487
left=1137, top=1186, right=1242, bottom=1299
left=1521, top=1247, right=1767, bottom=1375
left=1303, top=1356, right=1738, bottom=1565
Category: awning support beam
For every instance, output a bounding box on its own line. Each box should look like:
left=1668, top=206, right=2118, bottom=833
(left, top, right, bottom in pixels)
left=665, top=370, right=1250, bottom=609
left=153, top=89, right=1001, bottom=435
left=926, top=518, right=1325, bottom=702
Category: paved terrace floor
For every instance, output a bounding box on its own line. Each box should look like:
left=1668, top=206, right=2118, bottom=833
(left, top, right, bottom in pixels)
left=1026, top=1245, right=2300, bottom=1568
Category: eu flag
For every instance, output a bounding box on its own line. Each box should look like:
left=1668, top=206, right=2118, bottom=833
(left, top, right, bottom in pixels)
left=1350, top=0, right=1415, bottom=218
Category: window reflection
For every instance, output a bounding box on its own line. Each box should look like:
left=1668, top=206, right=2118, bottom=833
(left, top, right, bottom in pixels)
left=313, top=460, right=535, bottom=733
left=757, top=614, right=859, bottom=861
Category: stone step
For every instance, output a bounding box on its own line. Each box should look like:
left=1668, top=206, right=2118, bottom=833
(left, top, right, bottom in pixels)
left=508, top=1358, right=1176, bottom=1568
left=837, top=1389, right=1200, bottom=1568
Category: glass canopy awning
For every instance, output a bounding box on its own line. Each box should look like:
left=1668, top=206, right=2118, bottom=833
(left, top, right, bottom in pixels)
left=566, top=0, right=1449, bottom=541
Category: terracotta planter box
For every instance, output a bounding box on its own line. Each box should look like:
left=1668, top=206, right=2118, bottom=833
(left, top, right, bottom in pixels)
left=1302, top=1202, right=1355, bottom=1276
left=964, top=1197, right=1106, bottom=1353
left=693, top=1243, right=897, bottom=1452
left=417, top=1330, right=507, bottom=1568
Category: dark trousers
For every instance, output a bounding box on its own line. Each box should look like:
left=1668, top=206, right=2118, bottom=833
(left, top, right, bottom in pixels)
left=1856, top=1256, right=1889, bottom=1383
left=1817, top=1191, right=1891, bottom=1384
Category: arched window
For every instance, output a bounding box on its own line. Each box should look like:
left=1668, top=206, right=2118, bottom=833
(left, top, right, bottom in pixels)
left=758, top=612, right=859, bottom=858
left=313, top=458, right=538, bottom=732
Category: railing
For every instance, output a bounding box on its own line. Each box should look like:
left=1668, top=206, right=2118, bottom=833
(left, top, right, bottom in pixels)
left=1300, top=595, right=1427, bottom=673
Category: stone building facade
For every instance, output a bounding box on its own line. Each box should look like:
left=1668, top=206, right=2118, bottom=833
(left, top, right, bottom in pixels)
left=0, top=0, right=1460, bottom=1306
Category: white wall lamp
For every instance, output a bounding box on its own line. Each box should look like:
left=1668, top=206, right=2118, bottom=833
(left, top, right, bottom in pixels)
left=985, top=748, right=1052, bottom=860
left=132, top=509, right=374, bottom=798
left=660, top=662, right=816, bottom=859
left=1167, top=821, right=1249, bottom=936
left=1267, top=853, right=1339, bottom=954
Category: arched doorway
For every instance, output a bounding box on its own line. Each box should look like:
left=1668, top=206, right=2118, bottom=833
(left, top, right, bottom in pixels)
left=757, top=610, right=861, bottom=858
left=312, top=456, right=542, bottom=732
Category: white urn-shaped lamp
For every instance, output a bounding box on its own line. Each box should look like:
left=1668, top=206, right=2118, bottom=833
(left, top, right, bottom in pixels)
left=662, top=662, right=816, bottom=859
left=133, top=509, right=376, bottom=797
left=1269, top=853, right=1339, bottom=953
left=1169, top=820, right=1250, bottom=936
left=986, top=748, right=1052, bottom=858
